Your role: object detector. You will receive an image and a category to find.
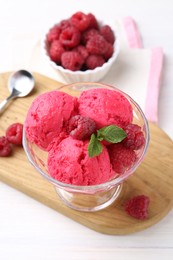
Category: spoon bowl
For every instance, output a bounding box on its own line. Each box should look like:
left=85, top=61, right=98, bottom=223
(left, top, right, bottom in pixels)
left=0, top=70, right=35, bottom=113
left=8, top=70, right=35, bottom=97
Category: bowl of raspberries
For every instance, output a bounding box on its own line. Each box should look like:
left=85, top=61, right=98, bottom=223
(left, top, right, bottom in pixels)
left=42, top=11, right=119, bottom=83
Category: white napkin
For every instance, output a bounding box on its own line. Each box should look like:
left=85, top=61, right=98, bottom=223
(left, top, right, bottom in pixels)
left=0, top=17, right=163, bottom=122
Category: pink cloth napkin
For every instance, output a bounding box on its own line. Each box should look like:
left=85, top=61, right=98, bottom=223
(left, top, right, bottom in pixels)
left=122, top=16, right=164, bottom=123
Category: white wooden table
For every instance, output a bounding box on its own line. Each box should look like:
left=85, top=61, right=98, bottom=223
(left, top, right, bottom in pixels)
left=0, top=1, right=173, bottom=259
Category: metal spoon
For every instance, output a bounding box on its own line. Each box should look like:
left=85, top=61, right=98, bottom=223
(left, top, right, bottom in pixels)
left=0, top=70, right=35, bottom=113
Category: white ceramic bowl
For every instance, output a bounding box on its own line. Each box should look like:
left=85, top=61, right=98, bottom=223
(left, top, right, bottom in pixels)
left=41, top=19, right=120, bottom=83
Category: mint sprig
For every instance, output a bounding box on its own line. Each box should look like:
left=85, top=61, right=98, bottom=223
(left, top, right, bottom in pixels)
left=97, top=125, right=127, bottom=143
left=88, top=134, right=103, bottom=158
left=88, top=125, right=127, bottom=158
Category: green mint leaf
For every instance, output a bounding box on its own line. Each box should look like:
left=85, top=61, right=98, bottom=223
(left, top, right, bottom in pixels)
left=97, top=125, right=127, bottom=143
left=96, top=135, right=104, bottom=142
left=88, top=134, right=103, bottom=158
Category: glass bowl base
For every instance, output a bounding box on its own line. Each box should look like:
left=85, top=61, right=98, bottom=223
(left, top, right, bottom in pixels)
left=55, top=183, right=123, bottom=212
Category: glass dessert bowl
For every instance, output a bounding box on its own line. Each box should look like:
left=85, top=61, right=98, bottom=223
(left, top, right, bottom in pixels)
left=23, top=83, right=150, bottom=212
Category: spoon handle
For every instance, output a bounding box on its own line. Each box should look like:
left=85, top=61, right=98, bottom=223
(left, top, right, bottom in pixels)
left=0, top=94, right=15, bottom=113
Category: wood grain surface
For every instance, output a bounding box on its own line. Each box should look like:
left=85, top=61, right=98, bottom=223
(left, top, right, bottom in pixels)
left=0, top=72, right=173, bottom=235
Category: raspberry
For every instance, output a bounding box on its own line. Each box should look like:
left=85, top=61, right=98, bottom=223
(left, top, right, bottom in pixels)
left=68, top=115, right=96, bottom=140
left=47, top=25, right=61, bottom=44
left=60, top=26, right=81, bottom=48
left=61, top=51, right=84, bottom=71
left=49, top=40, right=65, bottom=63
left=124, top=195, right=150, bottom=220
left=87, top=13, right=99, bottom=29
left=86, top=34, right=109, bottom=55
left=74, top=45, right=89, bottom=60
left=70, top=11, right=90, bottom=32
left=103, top=42, right=113, bottom=60
left=0, top=136, right=12, bottom=157
left=82, top=28, right=100, bottom=44
left=108, top=143, right=136, bottom=174
left=59, top=19, right=71, bottom=31
left=123, top=124, right=145, bottom=150
left=100, top=25, right=115, bottom=44
left=6, top=123, right=23, bottom=145
left=86, top=54, right=105, bottom=70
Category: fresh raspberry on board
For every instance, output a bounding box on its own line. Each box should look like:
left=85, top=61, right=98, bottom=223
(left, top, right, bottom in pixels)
left=86, top=54, right=105, bottom=70
left=100, top=25, right=115, bottom=44
left=0, top=136, right=12, bottom=157
left=6, top=123, right=23, bottom=146
left=60, top=26, right=81, bottom=49
left=47, top=25, right=61, bottom=44
left=123, top=124, right=145, bottom=150
left=124, top=195, right=150, bottom=220
left=86, top=34, right=109, bottom=55
left=49, top=40, right=65, bottom=63
left=68, top=115, right=96, bottom=140
left=70, top=11, right=90, bottom=32
left=61, top=51, right=84, bottom=71
left=108, top=143, right=136, bottom=174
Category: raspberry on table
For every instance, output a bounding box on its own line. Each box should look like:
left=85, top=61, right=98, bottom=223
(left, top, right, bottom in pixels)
left=123, top=123, right=145, bottom=150
left=100, top=25, right=115, bottom=44
left=70, top=11, right=90, bottom=32
left=49, top=40, right=65, bottom=63
left=6, top=123, right=23, bottom=146
left=86, top=34, right=109, bottom=56
left=61, top=51, right=84, bottom=71
left=59, top=26, right=81, bottom=49
left=124, top=195, right=150, bottom=220
left=0, top=136, right=12, bottom=157
left=86, top=54, right=105, bottom=70
left=68, top=115, right=96, bottom=140
left=47, top=25, right=61, bottom=44
left=108, top=143, right=137, bottom=174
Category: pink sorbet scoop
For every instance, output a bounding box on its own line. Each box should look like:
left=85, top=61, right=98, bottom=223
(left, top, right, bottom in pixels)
left=25, top=90, right=78, bottom=150
left=47, top=136, right=114, bottom=185
left=78, top=88, right=133, bottom=129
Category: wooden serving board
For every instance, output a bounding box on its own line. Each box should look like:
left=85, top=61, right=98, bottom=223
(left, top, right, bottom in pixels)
left=0, top=72, right=173, bottom=235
